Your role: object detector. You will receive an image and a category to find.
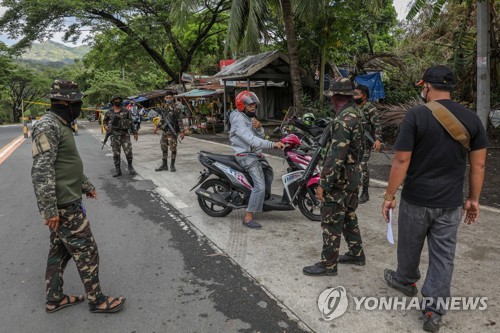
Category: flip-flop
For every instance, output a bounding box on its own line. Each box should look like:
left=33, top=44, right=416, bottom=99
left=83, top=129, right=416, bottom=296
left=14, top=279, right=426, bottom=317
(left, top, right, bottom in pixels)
left=89, top=297, right=126, bottom=314
left=46, top=294, right=85, bottom=313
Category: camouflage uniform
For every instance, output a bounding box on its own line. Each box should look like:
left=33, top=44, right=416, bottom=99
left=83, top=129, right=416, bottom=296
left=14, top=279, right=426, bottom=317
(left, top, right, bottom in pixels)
left=319, top=102, right=364, bottom=270
left=155, top=102, right=184, bottom=172
left=359, top=101, right=382, bottom=193
left=31, top=108, right=104, bottom=305
left=103, top=106, right=137, bottom=176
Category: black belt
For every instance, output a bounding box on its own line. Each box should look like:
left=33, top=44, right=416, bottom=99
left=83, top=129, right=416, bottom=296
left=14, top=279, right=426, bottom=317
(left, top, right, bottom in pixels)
left=57, top=199, right=81, bottom=209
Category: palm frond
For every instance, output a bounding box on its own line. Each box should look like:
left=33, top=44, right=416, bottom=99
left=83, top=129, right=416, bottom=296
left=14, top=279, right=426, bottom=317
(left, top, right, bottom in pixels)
left=355, top=52, right=405, bottom=73
left=407, top=0, right=428, bottom=20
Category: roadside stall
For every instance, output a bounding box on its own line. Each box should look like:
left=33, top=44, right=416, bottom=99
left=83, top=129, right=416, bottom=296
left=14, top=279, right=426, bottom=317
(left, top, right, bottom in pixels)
left=175, top=88, right=224, bottom=134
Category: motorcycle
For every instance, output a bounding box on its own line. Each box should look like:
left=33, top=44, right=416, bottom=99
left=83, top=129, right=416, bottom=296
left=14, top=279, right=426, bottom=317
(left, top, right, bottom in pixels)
left=280, top=117, right=332, bottom=152
left=191, top=130, right=331, bottom=222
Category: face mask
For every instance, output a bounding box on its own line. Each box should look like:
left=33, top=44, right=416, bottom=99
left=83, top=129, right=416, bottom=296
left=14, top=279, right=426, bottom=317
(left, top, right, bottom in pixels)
left=354, top=98, right=363, bottom=105
left=69, top=101, right=82, bottom=121
left=164, top=99, right=173, bottom=104
left=51, top=101, right=82, bottom=124
left=420, top=89, right=427, bottom=103
left=113, top=101, right=122, bottom=107
left=244, top=110, right=256, bottom=118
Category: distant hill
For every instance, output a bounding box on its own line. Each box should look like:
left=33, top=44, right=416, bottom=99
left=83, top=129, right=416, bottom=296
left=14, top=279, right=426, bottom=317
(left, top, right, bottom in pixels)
left=19, top=41, right=90, bottom=67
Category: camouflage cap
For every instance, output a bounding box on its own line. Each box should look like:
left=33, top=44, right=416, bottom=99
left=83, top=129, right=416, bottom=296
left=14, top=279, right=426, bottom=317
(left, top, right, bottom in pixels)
left=47, top=79, right=85, bottom=102
left=110, top=95, right=124, bottom=103
left=324, top=78, right=355, bottom=97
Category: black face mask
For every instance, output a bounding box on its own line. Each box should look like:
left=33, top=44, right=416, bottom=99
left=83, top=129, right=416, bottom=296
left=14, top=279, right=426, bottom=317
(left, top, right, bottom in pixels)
left=354, top=98, right=363, bottom=105
left=244, top=110, right=256, bottom=118
left=113, top=101, right=122, bottom=107
left=51, top=101, right=82, bottom=124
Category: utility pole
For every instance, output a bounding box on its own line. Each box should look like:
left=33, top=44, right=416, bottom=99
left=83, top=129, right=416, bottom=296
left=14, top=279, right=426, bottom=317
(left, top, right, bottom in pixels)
left=476, top=0, right=490, bottom=130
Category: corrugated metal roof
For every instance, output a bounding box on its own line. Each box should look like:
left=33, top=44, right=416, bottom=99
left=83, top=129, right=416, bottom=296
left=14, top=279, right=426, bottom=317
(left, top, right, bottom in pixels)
left=213, top=50, right=305, bottom=81
left=176, top=89, right=222, bottom=98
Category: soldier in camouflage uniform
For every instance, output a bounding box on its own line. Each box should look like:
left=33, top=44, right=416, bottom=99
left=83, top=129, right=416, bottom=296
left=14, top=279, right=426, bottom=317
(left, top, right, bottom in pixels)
left=153, top=91, right=185, bottom=172
left=354, top=85, right=382, bottom=203
left=103, top=96, right=139, bottom=177
left=31, top=80, right=125, bottom=313
left=303, top=78, right=366, bottom=276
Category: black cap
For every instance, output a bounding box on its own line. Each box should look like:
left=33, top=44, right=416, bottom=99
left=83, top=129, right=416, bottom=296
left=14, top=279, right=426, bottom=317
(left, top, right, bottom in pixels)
left=418, top=65, right=456, bottom=88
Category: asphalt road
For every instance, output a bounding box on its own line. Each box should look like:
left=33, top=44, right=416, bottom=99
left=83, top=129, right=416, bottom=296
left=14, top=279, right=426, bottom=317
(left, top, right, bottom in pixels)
left=0, top=124, right=22, bottom=149
left=0, top=124, right=306, bottom=333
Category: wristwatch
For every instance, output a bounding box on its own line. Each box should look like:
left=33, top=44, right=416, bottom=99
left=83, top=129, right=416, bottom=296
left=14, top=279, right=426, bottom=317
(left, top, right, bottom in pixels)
left=383, top=192, right=395, bottom=201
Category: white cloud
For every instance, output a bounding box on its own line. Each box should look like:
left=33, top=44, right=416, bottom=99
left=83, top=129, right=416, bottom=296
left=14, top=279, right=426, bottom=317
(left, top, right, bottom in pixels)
left=393, top=0, right=414, bottom=21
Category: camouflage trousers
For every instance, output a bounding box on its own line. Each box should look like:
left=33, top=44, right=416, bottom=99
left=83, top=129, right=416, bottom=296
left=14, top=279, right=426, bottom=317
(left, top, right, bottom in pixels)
left=46, top=202, right=104, bottom=304
left=160, top=132, right=177, bottom=161
left=320, top=190, right=364, bottom=269
left=111, top=133, right=133, bottom=165
left=360, top=140, right=372, bottom=188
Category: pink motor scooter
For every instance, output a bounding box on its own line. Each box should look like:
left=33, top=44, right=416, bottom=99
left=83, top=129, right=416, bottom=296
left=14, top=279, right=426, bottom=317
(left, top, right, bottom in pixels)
left=191, top=130, right=331, bottom=222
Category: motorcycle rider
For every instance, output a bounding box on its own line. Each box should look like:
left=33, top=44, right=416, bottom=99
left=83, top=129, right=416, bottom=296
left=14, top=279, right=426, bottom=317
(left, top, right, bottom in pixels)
left=229, top=91, right=285, bottom=229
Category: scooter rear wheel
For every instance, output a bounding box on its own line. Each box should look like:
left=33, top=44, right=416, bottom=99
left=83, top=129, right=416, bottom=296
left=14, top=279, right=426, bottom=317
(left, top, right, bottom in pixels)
left=297, top=184, right=322, bottom=221
left=198, top=179, right=233, bottom=217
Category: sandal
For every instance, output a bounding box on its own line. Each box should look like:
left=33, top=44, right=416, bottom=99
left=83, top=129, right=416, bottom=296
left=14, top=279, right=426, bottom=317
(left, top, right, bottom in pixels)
left=89, top=296, right=126, bottom=313
left=46, top=294, right=85, bottom=313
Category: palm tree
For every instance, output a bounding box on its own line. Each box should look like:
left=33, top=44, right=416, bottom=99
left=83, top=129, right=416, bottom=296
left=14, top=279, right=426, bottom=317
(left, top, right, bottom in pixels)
left=226, top=0, right=315, bottom=107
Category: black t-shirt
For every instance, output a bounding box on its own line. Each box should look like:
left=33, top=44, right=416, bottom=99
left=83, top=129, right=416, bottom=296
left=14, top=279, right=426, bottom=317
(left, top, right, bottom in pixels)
left=394, top=99, right=489, bottom=208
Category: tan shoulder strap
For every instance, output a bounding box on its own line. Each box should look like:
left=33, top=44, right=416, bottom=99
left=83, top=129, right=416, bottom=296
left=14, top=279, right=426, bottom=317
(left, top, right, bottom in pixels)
left=426, top=101, right=471, bottom=150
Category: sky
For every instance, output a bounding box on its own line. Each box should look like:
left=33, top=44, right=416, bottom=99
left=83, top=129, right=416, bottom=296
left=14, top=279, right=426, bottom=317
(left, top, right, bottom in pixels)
left=0, top=0, right=414, bottom=48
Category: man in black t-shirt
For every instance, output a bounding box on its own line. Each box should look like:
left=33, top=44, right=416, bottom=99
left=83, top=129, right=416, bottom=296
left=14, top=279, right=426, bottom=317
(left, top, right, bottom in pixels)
left=381, top=65, right=488, bottom=332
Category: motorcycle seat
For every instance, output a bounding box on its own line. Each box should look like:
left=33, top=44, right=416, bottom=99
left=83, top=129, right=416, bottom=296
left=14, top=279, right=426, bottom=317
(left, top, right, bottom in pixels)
left=199, top=151, right=246, bottom=173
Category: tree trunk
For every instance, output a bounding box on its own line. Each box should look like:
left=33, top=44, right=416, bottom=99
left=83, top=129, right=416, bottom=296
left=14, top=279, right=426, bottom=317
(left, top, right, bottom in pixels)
left=280, top=0, right=304, bottom=107
left=319, top=45, right=326, bottom=110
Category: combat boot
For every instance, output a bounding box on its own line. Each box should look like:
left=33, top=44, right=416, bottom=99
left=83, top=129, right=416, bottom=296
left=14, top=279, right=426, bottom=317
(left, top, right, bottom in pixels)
left=112, top=165, right=122, bottom=177
left=127, top=160, right=137, bottom=176
left=170, top=159, right=176, bottom=172
left=359, top=185, right=369, bottom=203
left=112, top=159, right=122, bottom=177
left=155, top=159, right=168, bottom=172
left=339, top=252, right=366, bottom=265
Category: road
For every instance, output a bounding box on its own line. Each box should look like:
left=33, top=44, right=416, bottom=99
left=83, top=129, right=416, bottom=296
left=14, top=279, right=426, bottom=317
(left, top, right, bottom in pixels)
left=0, top=123, right=305, bottom=333
left=1, top=121, right=499, bottom=333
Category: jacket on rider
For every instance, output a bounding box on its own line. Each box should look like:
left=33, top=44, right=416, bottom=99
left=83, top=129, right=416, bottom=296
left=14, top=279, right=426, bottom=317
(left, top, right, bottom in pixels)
left=229, top=110, right=274, bottom=154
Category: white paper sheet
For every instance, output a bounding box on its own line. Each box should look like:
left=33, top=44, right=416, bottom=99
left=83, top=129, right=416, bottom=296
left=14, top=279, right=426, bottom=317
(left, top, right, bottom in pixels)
left=387, top=208, right=394, bottom=245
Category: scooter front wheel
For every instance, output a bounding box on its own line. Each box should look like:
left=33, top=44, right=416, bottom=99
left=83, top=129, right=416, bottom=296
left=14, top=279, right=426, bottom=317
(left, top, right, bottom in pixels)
left=197, top=179, right=233, bottom=217
left=297, top=184, right=322, bottom=221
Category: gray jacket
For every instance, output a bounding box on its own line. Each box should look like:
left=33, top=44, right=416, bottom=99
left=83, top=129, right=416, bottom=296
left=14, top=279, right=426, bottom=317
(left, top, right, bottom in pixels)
left=229, top=110, right=274, bottom=154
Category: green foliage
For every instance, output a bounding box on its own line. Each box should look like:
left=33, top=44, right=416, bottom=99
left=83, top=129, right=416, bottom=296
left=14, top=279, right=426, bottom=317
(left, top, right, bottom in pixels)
left=0, top=111, right=8, bottom=124
left=0, top=0, right=231, bottom=82
left=2, top=64, right=51, bottom=122
left=85, top=69, right=138, bottom=105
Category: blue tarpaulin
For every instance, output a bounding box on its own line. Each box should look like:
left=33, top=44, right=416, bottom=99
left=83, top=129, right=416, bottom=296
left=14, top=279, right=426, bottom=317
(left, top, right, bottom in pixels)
left=354, top=72, right=385, bottom=101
